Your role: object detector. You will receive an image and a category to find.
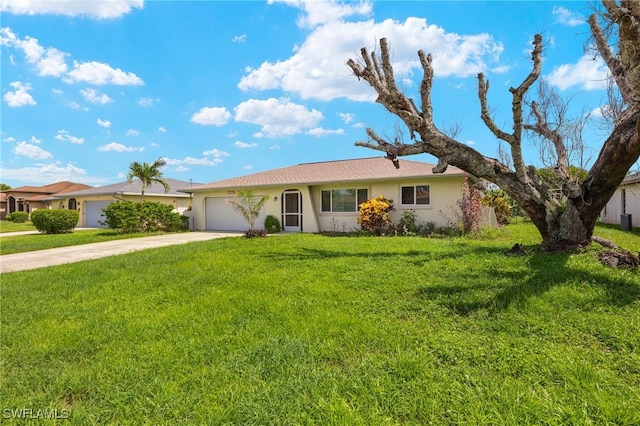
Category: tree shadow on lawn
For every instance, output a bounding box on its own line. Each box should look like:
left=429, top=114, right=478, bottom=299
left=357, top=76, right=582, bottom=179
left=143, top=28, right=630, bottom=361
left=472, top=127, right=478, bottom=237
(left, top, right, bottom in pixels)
left=263, top=245, right=505, bottom=266
left=260, top=242, right=639, bottom=315
left=416, top=249, right=640, bottom=316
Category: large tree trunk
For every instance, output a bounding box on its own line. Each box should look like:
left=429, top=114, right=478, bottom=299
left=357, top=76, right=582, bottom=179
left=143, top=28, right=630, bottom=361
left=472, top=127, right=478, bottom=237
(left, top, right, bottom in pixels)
left=346, top=3, right=640, bottom=252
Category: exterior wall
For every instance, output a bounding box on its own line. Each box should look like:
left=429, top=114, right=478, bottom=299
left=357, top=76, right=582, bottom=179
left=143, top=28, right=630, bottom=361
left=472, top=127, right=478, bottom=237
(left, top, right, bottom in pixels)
left=191, top=186, right=319, bottom=232
left=601, top=183, right=640, bottom=228
left=190, top=175, right=465, bottom=233
left=311, top=176, right=463, bottom=232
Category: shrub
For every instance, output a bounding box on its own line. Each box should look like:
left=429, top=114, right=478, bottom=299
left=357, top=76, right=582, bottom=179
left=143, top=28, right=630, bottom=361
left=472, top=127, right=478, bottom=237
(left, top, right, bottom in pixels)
left=245, top=229, right=267, bottom=238
left=5, top=212, right=29, bottom=223
left=358, top=196, right=395, bottom=235
left=264, top=215, right=281, bottom=233
left=31, top=209, right=79, bottom=234
left=101, top=201, right=187, bottom=234
left=439, top=175, right=483, bottom=235
left=481, top=189, right=512, bottom=226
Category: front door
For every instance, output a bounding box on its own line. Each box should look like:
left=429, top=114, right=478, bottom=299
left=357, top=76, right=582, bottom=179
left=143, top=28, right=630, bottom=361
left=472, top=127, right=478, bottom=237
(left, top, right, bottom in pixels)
left=282, top=190, right=302, bottom=232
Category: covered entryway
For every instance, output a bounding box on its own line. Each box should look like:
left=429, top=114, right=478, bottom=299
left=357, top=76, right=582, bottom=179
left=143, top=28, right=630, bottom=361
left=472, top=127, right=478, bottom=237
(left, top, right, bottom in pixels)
left=282, top=190, right=302, bottom=232
left=205, top=197, right=266, bottom=231
left=84, top=200, right=111, bottom=228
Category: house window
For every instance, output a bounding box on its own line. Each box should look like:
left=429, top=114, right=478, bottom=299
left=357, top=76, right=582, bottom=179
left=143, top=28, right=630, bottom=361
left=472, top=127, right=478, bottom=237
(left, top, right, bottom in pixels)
left=69, top=198, right=77, bottom=210
left=401, top=185, right=431, bottom=206
left=321, top=189, right=368, bottom=212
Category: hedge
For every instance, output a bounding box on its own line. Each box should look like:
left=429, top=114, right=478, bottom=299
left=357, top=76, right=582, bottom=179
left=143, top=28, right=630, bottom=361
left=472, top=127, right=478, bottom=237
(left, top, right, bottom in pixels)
left=31, top=209, right=79, bottom=234
left=5, top=212, right=29, bottom=223
left=101, top=201, right=187, bottom=234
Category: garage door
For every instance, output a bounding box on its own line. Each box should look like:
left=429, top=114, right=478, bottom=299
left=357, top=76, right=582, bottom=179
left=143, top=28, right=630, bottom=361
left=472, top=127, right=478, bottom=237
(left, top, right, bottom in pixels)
left=205, top=197, right=266, bottom=231
left=84, top=200, right=112, bottom=228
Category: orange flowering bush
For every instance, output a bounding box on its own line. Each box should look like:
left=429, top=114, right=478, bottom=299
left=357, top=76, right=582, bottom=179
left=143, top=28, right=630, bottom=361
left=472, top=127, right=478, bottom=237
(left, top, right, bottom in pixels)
left=358, top=196, right=395, bottom=235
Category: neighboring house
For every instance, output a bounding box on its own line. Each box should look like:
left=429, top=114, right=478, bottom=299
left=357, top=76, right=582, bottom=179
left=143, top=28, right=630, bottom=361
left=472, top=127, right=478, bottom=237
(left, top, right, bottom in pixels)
left=48, top=178, right=197, bottom=228
left=0, top=192, right=6, bottom=220
left=601, top=171, right=640, bottom=229
left=181, top=157, right=470, bottom=233
left=1, top=181, right=92, bottom=220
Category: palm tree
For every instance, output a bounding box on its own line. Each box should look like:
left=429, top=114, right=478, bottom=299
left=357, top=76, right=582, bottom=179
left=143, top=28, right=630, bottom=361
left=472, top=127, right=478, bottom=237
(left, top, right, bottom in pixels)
left=226, top=189, right=269, bottom=232
left=127, top=158, right=170, bottom=202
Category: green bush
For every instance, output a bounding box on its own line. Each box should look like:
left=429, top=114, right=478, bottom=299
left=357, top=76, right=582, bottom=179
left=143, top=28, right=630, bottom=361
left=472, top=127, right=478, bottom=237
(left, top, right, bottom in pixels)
left=102, top=201, right=187, bottom=234
left=5, top=212, right=29, bottom=223
left=31, top=209, right=79, bottom=234
left=264, top=215, right=281, bottom=233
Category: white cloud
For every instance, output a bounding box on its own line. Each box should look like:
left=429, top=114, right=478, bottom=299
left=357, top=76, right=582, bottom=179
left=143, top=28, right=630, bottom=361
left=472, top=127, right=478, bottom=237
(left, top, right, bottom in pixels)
left=164, top=156, right=224, bottom=166
left=158, top=126, right=166, bottom=133
left=546, top=55, right=609, bottom=91
left=238, top=16, right=503, bottom=101
left=97, top=118, right=112, bottom=128
left=80, top=88, right=113, bottom=104
left=3, top=81, right=36, bottom=107
left=339, top=112, right=355, bottom=124
left=0, top=28, right=68, bottom=77
left=552, top=6, right=584, bottom=27
left=97, top=142, right=144, bottom=152
left=202, top=148, right=230, bottom=158
left=66, top=61, right=143, bottom=85
left=1, top=27, right=143, bottom=85
left=243, top=165, right=254, bottom=170
left=234, top=97, right=323, bottom=138
left=55, top=129, right=84, bottom=144
left=191, top=106, right=232, bottom=126
left=13, top=141, right=52, bottom=159
left=164, top=148, right=230, bottom=167
left=138, top=97, right=158, bottom=107
left=0, top=0, right=145, bottom=19
left=269, top=144, right=281, bottom=150
left=234, top=141, right=258, bottom=149
left=30, top=136, right=41, bottom=144
left=125, top=129, right=141, bottom=136
left=0, top=162, right=89, bottom=184
left=269, top=0, right=373, bottom=29
left=171, top=165, right=190, bottom=172
left=232, top=34, right=247, bottom=43
left=306, top=127, right=345, bottom=137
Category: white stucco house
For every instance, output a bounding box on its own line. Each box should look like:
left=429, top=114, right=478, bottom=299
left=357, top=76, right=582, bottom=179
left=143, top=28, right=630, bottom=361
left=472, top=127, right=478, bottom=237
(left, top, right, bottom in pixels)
left=180, top=157, right=472, bottom=233
left=601, top=171, right=640, bottom=229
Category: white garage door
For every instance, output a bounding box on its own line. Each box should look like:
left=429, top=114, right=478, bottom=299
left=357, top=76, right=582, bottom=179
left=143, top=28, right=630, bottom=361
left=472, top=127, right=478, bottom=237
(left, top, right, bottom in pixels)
left=84, top=200, right=112, bottom=228
left=205, top=197, right=266, bottom=231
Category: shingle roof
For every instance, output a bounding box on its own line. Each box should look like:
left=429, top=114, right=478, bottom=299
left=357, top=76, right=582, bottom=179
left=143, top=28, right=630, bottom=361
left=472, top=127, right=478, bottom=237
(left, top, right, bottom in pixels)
left=50, top=178, right=199, bottom=198
left=185, top=157, right=464, bottom=192
left=5, top=182, right=93, bottom=201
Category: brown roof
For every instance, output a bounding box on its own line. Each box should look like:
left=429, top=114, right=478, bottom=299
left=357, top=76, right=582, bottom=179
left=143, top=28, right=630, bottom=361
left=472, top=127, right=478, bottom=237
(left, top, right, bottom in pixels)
left=5, top=181, right=93, bottom=201
left=185, top=157, right=464, bottom=192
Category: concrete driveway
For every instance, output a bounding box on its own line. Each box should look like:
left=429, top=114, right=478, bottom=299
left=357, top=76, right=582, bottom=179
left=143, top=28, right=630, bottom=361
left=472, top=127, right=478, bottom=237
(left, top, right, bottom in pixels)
left=0, top=231, right=242, bottom=273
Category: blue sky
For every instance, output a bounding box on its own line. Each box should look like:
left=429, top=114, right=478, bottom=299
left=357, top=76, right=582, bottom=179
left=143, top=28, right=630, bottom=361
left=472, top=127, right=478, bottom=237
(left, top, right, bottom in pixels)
left=0, top=0, right=617, bottom=187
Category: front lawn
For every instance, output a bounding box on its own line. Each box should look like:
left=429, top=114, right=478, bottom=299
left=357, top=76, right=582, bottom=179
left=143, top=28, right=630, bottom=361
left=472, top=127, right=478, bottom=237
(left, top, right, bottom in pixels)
left=1, top=223, right=639, bottom=424
left=0, top=229, right=166, bottom=255
left=0, top=220, right=36, bottom=233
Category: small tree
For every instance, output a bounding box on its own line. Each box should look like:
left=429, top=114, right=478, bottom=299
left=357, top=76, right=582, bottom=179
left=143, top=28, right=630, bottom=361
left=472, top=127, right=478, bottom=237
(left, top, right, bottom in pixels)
left=127, top=158, right=170, bottom=202
left=226, top=189, right=269, bottom=232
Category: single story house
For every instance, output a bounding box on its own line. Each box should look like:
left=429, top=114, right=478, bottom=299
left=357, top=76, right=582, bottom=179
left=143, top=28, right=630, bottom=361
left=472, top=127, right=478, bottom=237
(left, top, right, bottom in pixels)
left=1, top=181, right=92, bottom=220
left=601, top=171, right=640, bottom=229
left=181, top=157, right=472, bottom=233
left=47, top=178, right=197, bottom=228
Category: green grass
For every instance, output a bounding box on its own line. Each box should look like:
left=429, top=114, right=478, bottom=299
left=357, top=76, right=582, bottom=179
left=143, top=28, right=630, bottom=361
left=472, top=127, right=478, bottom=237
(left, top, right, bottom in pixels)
left=0, top=220, right=36, bottom=233
left=1, top=223, right=639, bottom=424
left=0, top=229, right=165, bottom=255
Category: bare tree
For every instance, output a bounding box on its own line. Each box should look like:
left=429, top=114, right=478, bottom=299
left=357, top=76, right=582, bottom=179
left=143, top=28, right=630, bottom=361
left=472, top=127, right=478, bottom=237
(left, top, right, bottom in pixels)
left=346, top=1, right=640, bottom=251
